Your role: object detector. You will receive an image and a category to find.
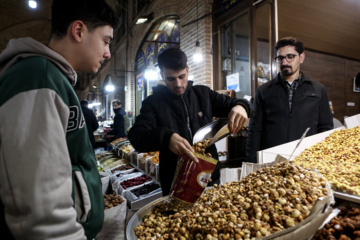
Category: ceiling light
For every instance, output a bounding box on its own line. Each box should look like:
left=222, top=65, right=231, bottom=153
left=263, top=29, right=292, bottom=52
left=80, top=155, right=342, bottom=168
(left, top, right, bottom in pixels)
left=89, top=102, right=101, bottom=108
left=136, top=13, right=154, bottom=25
left=136, top=18, right=148, bottom=24
left=28, top=0, right=37, bottom=9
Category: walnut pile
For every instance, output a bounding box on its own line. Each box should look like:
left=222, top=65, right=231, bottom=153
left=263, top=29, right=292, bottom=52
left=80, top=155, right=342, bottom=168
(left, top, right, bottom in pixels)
left=293, top=126, right=360, bottom=196
left=134, top=162, right=329, bottom=239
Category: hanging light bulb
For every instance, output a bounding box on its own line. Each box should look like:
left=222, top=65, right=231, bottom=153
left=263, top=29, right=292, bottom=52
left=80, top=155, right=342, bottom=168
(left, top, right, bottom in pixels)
left=105, top=76, right=115, bottom=92
left=28, top=0, right=37, bottom=9
left=144, top=60, right=159, bottom=81
left=193, top=41, right=203, bottom=62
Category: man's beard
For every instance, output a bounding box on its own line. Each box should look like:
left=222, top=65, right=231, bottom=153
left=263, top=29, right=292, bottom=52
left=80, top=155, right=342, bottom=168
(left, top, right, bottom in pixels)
left=281, top=66, right=293, bottom=76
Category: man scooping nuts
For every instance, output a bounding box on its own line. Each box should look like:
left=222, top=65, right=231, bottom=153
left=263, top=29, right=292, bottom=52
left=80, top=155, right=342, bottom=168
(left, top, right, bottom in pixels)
left=128, top=48, right=252, bottom=195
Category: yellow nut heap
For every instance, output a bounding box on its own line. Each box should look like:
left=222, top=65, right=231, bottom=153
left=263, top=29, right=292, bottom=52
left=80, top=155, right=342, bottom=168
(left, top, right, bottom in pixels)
left=134, top=162, right=328, bottom=239
left=293, top=126, right=360, bottom=196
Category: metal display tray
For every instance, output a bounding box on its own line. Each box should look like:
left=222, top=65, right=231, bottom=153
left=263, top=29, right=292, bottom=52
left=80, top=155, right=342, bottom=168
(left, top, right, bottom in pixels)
left=334, top=191, right=360, bottom=203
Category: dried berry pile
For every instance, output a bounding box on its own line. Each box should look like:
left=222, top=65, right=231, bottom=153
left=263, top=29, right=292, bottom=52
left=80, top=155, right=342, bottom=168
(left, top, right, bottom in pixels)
left=120, top=174, right=152, bottom=189
left=312, top=206, right=360, bottom=240
left=103, top=194, right=124, bottom=209
left=131, top=183, right=161, bottom=197
left=135, top=162, right=329, bottom=239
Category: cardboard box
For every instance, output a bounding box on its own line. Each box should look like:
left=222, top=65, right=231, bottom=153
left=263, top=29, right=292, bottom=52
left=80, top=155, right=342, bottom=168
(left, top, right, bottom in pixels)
left=220, top=167, right=241, bottom=185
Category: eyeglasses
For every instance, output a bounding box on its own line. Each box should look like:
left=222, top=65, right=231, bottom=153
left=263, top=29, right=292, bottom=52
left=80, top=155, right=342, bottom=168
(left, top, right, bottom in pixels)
left=274, top=53, right=299, bottom=63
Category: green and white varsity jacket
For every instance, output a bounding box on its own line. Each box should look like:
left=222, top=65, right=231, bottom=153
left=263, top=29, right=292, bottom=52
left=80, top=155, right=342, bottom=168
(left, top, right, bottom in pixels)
left=0, top=38, right=104, bottom=240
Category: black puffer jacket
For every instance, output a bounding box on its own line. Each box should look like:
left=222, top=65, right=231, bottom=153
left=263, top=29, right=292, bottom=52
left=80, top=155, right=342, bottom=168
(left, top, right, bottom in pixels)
left=128, top=81, right=252, bottom=195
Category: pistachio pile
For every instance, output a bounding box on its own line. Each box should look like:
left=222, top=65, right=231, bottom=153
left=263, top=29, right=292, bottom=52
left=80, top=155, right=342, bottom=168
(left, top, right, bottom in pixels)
left=293, top=126, right=360, bottom=196
left=134, top=162, right=329, bottom=239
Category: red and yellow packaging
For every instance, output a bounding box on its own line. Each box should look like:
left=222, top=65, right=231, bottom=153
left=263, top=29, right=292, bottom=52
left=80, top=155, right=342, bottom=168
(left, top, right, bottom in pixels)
left=169, top=152, right=217, bottom=208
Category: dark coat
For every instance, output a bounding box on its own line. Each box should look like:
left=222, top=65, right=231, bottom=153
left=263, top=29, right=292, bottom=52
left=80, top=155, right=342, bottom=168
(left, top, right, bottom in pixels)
left=128, top=81, right=252, bottom=195
left=246, top=73, right=334, bottom=163
left=107, top=109, right=126, bottom=138
left=81, top=106, right=99, bottom=149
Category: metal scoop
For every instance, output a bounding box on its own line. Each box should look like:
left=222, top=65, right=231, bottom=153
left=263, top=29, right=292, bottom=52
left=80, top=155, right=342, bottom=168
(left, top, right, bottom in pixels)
left=206, top=118, right=250, bottom=147
left=192, top=118, right=229, bottom=145
left=287, top=127, right=310, bottom=161
left=207, top=124, right=231, bottom=147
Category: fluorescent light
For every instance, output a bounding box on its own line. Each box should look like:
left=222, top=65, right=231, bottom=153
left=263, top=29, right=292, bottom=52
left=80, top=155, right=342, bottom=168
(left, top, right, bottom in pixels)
left=136, top=18, right=148, bottom=24
left=135, top=13, right=154, bottom=25
left=28, top=0, right=37, bottom=9
left=89, top=102, right=101, bottom=108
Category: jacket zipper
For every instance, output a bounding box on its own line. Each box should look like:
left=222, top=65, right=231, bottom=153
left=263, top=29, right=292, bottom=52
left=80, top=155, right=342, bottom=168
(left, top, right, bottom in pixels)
left=181, top=95, right=192, bottom=139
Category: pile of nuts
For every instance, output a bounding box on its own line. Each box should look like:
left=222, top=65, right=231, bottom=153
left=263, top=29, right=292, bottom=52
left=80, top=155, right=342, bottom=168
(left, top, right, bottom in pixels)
left=134, top=161, right=329, bottom=239
left=293, top=126, right=360, bottom=196
left=312, top=206, right=360, bottom=239
left=193, top=138, right=212, bottom=157
left=103, top=194, right=124, bottom=209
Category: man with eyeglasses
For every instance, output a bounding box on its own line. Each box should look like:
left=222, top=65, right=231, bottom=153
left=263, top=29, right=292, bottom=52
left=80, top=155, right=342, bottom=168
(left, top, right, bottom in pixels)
left=246, top=37, right=333, bottom=163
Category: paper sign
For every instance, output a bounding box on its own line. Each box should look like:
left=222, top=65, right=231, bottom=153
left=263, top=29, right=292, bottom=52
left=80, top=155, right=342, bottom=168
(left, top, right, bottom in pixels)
left=226, top=72, right=240, bottom=92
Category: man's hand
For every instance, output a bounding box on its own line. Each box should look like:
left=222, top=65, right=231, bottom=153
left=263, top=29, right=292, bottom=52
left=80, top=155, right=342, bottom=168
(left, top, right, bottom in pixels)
left=169, top=133, right=199, bottom=163
left=228, top=105, right=248, bottom=134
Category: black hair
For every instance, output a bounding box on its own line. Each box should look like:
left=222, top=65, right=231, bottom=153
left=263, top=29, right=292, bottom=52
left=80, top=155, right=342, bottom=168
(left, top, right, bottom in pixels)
left=112, top=99, right=121, bottom=105
left=275, top=37, right=304, bottom=54
left=80, top=99, right=89, bottom=106
left=51, top=0, right=119, bottom=38
left=157, top=47, right=187, bottom=71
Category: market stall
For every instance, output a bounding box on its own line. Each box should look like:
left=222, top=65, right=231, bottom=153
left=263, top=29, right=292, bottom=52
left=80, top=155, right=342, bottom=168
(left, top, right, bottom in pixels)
left=95, top=137, right=164, bottom=239
left=96, top=116, right=360, bottom=240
